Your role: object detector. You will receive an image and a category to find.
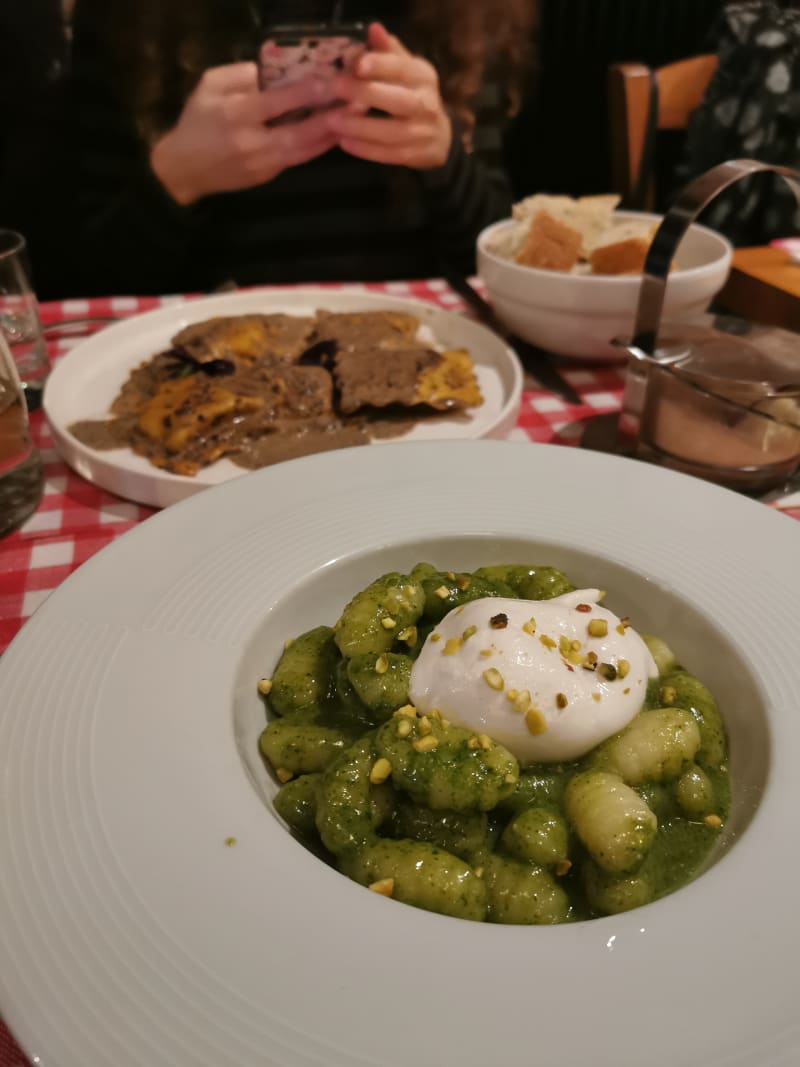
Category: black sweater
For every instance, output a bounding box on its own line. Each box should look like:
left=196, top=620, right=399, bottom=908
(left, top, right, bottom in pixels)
left=65, top=0, right=512, bottom=297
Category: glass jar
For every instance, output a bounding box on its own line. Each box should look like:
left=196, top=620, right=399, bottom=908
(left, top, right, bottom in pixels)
left=0, top=331, right=44, bottom=537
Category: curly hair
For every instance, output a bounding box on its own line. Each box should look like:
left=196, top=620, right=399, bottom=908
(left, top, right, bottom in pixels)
left=408, top=0, right=536, bottom=140
left=102, top=0, right=536, bottom=144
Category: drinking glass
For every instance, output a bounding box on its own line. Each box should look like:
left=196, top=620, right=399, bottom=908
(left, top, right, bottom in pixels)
left=0, top=331, right=44, bottom=536
left=0, top=229, right=51, bottom=410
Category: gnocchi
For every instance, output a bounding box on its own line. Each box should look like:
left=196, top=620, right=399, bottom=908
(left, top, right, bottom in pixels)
left=259, top=563, right=731, bottom=922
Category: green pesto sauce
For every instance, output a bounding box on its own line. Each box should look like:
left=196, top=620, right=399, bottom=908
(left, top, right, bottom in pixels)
left=263, top=562, right=732, bottom=924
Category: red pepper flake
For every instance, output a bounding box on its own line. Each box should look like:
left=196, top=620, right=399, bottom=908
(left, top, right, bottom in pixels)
left=576, top=603, right=592, bottom=613
left=490, top=613, right=508, bottom=629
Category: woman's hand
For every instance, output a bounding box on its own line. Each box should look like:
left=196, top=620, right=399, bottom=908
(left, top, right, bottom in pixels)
left=150, top=63, right=338, bottom=205
left=328, top=22, right=453, bottom=170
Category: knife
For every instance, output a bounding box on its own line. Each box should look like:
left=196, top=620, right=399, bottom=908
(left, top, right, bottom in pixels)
left=441, top=269, right=583, bottom=406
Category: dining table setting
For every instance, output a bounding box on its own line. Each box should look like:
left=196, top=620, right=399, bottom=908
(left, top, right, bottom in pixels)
left=1, top=157, right=800, bottom=1067
left=3, top=276, right=799, bottom=662
left=1, top=281, right=799, bottom=1067
left=0, top=278, right=633, bottom=1067
left=0, top=277, right=640, bottom=659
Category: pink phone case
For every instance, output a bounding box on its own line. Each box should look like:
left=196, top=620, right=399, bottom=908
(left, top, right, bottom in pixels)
left=258, top=26, right=367, bottom=92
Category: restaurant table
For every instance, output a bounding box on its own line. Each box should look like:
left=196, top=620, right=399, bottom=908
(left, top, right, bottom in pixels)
left=1, top=278, right=799, bottom=1067
left=718, top=244, right=800, bottom=333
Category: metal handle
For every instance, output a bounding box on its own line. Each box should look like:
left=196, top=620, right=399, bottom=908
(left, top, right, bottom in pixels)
left=632, top=159, right=800, bottom=355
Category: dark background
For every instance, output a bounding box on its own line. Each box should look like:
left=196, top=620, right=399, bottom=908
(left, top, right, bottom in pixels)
left=504, top=0, right=724, bottom=204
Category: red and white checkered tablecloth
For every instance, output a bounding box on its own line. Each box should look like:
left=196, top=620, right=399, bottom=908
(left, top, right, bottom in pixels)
left=0, top=279, right=798, bottom=1067
left=0, top=280, right=634, bottom=658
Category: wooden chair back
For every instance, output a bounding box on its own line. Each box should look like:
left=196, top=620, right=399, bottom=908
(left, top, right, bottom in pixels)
left=609, top=54, right=719, bottom=209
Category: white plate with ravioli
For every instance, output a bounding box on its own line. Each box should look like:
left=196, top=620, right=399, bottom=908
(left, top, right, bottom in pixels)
left=1, top=440, right=798, bottom=1067
left=43, top=287, right=523, bottom=509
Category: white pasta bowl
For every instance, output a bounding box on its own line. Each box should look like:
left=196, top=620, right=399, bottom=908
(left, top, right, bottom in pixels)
left=0, top=440, right=797, bottom=1067
left=476, top=211, right=733, bottom=360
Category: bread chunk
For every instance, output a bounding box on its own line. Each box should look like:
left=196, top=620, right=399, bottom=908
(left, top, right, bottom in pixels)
left=590, top=237, right=651, bottom=275
left=512, top=193, right=620, bottom=259
left=515, top=212, right=583, bottom=272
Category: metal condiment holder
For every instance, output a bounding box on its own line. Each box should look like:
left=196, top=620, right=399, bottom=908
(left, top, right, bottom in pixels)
left=616, top=159, right=800, bottom=451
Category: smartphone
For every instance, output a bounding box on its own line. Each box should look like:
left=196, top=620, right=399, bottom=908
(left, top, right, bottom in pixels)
left=258, top=22, right=367, bottom=123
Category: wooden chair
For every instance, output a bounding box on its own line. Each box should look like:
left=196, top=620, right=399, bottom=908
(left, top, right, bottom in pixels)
left=609, top=55, right=719, bottom=209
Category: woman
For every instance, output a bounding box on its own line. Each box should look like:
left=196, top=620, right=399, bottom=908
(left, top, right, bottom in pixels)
left=65, top=0, right=534, bottom=296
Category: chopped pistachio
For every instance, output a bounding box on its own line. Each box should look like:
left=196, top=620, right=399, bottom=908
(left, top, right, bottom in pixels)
left=369, top=758, right=392, bottom=785
left=513, top=689, right=532, bottom=714
left=393, top=704, right=417, bottom=717
left=482, top=667, right=505, bottom=691
left=368, top=878, right=395, bottom=897
left=525, top=708, right=548, bottom=735
left=413, top=734, right=439, bottom=753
